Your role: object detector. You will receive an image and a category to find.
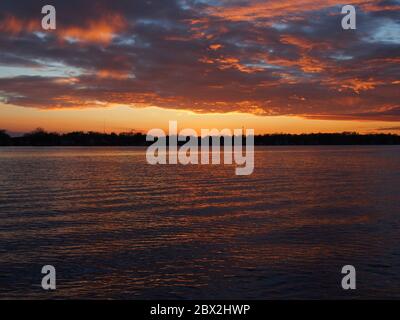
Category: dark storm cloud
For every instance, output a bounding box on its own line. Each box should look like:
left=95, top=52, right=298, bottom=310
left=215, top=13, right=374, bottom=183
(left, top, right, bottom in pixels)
left=0, top=0, right=399, bottom=120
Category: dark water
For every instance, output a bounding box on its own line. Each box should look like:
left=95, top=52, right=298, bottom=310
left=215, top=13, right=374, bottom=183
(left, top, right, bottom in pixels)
left=0, top=146, right=399, bottom=299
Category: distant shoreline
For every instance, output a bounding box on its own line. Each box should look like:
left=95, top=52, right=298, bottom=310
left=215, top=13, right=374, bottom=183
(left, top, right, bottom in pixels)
left=1, top=145, right=400, bottom=148
left=1, top=129, right=400, bottom=146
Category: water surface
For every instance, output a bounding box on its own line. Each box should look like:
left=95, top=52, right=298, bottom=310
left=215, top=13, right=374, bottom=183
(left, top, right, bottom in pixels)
left=0, top=146, right=399, bottom=299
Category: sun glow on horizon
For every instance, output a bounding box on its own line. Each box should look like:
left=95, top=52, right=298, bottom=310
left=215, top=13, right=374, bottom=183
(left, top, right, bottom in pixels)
left=1, top=103, right=399, bottom=136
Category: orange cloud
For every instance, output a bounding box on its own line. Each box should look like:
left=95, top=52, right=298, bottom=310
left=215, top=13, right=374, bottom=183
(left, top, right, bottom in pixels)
left=0, top=12, right=126, bottom=45
left=202, top=56, right=265, bottom=73
left=59, top=14, right=126, bottom=44
left=280, top=35, right=330, bottom=51
left=0, top=14, right=39, bottom=34
left=209, top=44, right=222, bottom=50
left=97, top=69, right=131, bottom=80
left=340, top=79, right=383, bottom=94
left=206, top=0, right=374, bottom=21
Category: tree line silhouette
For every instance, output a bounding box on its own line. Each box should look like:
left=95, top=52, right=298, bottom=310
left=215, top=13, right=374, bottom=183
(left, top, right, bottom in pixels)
left=1, top=128, right=400, bottom=146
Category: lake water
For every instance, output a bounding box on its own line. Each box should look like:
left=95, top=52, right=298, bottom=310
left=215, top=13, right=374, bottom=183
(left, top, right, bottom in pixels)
left=0, top=146, right=399, bottom=299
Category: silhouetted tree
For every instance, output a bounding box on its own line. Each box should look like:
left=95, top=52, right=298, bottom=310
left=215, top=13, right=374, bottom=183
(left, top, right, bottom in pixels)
left=1, top=130, right=399, bottom=146
left=0, top=129, right=11, bottom=146
left=21, top=128, right=61, bottom=146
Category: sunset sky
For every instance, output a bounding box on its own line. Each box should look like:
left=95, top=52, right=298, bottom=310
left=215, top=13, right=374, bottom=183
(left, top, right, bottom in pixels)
left=0, top=0, right=399, bottom=135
